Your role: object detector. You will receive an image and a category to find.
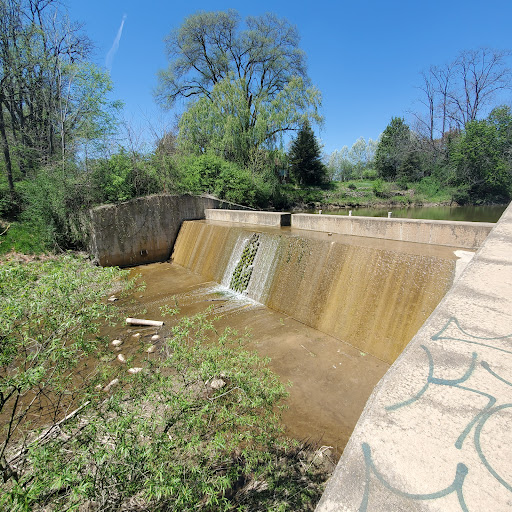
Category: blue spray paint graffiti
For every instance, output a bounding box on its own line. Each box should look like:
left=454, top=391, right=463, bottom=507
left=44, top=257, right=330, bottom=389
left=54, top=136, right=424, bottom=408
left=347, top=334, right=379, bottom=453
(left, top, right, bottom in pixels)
left=358, top=317, right=512, bottom=510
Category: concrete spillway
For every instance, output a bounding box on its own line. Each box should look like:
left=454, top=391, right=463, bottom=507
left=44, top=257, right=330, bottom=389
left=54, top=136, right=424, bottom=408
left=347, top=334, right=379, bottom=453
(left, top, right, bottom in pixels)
left=172, top=220, right=460, bottom=365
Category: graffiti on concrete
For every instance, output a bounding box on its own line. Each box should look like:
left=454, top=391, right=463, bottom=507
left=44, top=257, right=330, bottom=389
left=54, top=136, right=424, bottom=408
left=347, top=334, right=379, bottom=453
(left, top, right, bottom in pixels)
left=358, top=317, right=512, bottom=511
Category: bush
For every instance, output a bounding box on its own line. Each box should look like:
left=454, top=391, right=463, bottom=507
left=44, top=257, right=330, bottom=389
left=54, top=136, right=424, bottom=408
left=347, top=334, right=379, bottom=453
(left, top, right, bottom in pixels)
left=19, top=164, right=91, bottom=250
left=90, top=150, right=161, bottom=204
left=347, top=183, right=357, bottom=190
left=362, top=169, right=378, bottom=180
left=372, top=178, right=392, bottom=198
left=0, top=255, right=130, bottom=496
left=1, top=283, right=328, bottom=511
left=176, top=153, right=280, bottom=208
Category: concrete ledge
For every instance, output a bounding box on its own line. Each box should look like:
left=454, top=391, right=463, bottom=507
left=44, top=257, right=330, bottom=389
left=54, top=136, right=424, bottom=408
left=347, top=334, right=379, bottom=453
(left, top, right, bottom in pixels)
left=316, top=201, right=512, bottom=511
left=292, top=213, right=494, bottom=249
left=88, top=195, right=233, bottom=267
left=205, top=209, right=291, bottom=227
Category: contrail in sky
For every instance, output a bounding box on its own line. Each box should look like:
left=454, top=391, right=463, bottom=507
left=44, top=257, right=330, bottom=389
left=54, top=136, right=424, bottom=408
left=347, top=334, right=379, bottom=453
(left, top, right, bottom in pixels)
left=106, top=14, right=127, bottom=72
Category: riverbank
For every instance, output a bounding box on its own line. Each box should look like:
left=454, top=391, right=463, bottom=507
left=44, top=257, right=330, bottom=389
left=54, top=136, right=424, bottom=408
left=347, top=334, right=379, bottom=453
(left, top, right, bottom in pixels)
left=280, top=179, right=509, bottom=213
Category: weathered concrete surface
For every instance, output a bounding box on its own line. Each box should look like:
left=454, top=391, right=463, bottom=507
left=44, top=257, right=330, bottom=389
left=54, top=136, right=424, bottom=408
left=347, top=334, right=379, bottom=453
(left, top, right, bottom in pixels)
left=205, top=209, right=291, bottom=226
left=316, top=201, right=512, bottom=511
left=88, top=195, right=234, bottom=267
left=293, top=213, right=494, bottom=249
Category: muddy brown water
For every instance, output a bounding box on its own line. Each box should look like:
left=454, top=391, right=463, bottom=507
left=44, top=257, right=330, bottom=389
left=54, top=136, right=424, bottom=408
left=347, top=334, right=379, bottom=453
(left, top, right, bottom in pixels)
left=104, top=262, right=389, bottom=458
left=103, top=220, right=464, bottom=458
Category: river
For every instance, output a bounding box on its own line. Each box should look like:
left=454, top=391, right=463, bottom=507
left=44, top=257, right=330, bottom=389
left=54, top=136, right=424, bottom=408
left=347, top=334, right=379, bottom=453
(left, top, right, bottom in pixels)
left=303, top=204, right=507, bottom=222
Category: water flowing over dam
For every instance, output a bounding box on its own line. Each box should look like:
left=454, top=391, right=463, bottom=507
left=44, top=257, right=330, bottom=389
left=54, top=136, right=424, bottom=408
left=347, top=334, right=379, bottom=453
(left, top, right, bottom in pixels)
left=89, top=197, right=512, bottom=510
left=172, top=220, right=459, bottom=364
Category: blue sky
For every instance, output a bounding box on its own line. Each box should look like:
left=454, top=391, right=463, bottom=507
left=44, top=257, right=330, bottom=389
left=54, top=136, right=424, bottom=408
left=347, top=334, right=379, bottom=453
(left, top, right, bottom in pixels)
left=66, top=0, right=512, bottom=155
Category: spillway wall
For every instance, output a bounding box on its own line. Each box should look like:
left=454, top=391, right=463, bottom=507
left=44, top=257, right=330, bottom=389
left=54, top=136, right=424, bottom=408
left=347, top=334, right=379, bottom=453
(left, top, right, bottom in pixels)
left=172, top=221, right=457, bottom=364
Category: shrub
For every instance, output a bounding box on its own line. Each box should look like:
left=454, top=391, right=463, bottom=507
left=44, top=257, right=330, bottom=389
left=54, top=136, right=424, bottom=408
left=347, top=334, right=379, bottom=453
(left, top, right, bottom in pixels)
left=0, top=255, right=130, bottom=496
left=90, top=150, right=161, bottom=204
left=362, top=169, right=378, bottom=180
left=1, top=283, right=327, bottom=511
left=372, top=178, right=392, bottom=198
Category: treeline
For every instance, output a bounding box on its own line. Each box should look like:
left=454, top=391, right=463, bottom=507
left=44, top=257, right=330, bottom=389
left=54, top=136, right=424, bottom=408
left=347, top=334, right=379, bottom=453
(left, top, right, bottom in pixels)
left=1, top=5, right=511, bottom=255
left=327, top=48, right=512, bottom=205
left=0, top=5, right=330, bottom=252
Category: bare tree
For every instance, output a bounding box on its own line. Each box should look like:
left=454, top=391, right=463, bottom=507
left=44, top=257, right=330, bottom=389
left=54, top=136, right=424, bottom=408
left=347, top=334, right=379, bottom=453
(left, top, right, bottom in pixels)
left=414, top=48, right=511, bottom=141
left=449, top=48, right=511, bottom=127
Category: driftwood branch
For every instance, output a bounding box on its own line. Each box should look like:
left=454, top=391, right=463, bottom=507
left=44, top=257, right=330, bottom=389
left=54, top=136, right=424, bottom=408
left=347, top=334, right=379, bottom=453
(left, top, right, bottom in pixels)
left=0, top=224, right=10, bottom=237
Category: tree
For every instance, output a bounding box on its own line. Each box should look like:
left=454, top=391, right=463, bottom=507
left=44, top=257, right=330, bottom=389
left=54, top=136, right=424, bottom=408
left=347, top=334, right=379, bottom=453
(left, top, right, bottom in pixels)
left=288, top=121, right=327, bottom=185
left=450, top=105, right=512, bottom=202
left=374, top=117, right=416, bottom=181
left=414, top=48, right=512, bottom=140
left=327, top=137, right=378, bottom=181
left=0, top=0, right=118, bottom=197
left=156, top=10, right=322, bottom=165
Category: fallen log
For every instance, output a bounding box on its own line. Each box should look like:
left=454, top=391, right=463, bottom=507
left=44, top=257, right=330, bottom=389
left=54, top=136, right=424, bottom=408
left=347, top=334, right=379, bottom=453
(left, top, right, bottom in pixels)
left=126, top=317, right=164, bottom=327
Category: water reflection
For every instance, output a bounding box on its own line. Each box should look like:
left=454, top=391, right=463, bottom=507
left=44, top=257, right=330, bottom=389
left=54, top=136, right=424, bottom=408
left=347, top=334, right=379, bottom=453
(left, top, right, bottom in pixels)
left=302, top=205, right=508, bottom=223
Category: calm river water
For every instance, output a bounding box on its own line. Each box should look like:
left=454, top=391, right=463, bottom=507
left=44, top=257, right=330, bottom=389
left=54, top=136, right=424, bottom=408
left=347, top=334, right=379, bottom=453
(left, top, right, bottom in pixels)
left=305, top=204, right=508, bottom=223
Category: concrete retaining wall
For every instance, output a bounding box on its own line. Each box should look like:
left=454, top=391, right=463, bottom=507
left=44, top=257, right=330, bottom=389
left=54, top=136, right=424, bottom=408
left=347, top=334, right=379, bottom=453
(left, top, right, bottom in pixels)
left=88, top=195, right=235, bottom=267
left=292, top=213, right=494, bottom=249
left=316, top=202, right=512, bottom=511
left=205, top=209, right=291, bottom=226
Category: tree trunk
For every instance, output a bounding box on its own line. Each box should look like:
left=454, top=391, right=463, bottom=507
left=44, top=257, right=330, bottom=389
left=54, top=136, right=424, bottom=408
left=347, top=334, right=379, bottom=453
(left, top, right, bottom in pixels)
left=0, top=97, right=15, bottom=197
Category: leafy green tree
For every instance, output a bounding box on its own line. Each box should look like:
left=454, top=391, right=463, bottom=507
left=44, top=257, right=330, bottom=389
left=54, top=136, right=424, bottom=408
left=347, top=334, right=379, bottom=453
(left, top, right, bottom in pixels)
left=450, top=105, right=512, bottom=202
left=375, top=117, right=419, bottom=181
left=0, top=0, right=119, bottom=198
left=157, top=10, right=322, bottom=166
left=288, top=121, right=327, bottom=185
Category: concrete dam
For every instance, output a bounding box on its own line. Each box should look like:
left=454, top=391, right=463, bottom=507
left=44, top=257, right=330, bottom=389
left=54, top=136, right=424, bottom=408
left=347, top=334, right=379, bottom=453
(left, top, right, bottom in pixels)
left=89, top=195, right=512, bottom=511
left=172, top=218, right=458, bottom=365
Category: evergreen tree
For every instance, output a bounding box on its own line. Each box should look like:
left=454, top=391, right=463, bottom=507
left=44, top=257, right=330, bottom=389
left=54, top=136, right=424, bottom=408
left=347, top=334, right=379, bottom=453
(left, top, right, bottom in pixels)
left=288, top=121, right=327, bottom=185
left=375, top=117, right=413, bottom=180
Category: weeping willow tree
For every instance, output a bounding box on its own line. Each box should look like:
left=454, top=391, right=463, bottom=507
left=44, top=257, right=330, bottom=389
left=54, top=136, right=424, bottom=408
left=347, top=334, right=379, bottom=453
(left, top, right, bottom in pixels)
left=156, top=10, right=322, bottom=167
left=177, top=75, right=321, bottom=166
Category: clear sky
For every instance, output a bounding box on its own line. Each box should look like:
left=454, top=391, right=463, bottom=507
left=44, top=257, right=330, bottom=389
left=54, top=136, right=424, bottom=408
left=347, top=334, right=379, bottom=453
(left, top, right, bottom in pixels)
left=65, top=0, right=512, bottom=155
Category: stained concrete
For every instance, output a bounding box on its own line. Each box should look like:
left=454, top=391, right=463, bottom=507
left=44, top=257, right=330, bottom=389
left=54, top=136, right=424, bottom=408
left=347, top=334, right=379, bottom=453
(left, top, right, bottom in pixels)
left=88, top=195, right=239, bottom=267
left=205, top=209, right=291, bottom=226
left=293, top=213, right=493, bottom=249
left=316, top=202, right=512, bottom=511
left=173, top=220, right=461, bottom=365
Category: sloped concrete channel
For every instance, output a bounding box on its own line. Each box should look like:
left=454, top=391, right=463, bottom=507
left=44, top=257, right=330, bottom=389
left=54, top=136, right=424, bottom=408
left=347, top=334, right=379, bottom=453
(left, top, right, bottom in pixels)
left=88, top=195, right=508, bottom=510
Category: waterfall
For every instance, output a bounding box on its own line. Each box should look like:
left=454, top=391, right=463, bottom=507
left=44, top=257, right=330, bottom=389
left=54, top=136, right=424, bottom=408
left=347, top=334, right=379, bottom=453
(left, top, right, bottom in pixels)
left=172, top=220, right=457, bottom=364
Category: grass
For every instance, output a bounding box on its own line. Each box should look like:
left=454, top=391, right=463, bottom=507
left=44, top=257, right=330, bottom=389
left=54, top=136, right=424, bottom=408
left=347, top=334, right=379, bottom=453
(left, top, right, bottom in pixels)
left=288, top=178, right=457, bottom=209
left=0, top=220, right=50, bottom=256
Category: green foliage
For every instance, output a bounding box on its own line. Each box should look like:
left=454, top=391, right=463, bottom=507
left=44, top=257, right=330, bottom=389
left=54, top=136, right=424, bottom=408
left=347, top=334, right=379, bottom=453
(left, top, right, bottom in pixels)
left=0, top=255, right=130, bottom=491
left=178, top=75, right=322, bottom=167
left=375, top=117, right=414, bottom=181
left=372, top=178, right=392, bottom=198
left=288, top=121, right=327, bottom=186
left=362, top=169, right=378, bottom=180
left=0, top=221, right=49, bottom=255
left=175, top=153, right=281, bottom=207
left=449, top=106, right=512, bottom=202
left=1, top=278, right=327, bottom=510
left=19, top=164, right=91, bottom=251
left=158, top=10, right=322, bottom=166
left=90, top=150, right=161, bottom=204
